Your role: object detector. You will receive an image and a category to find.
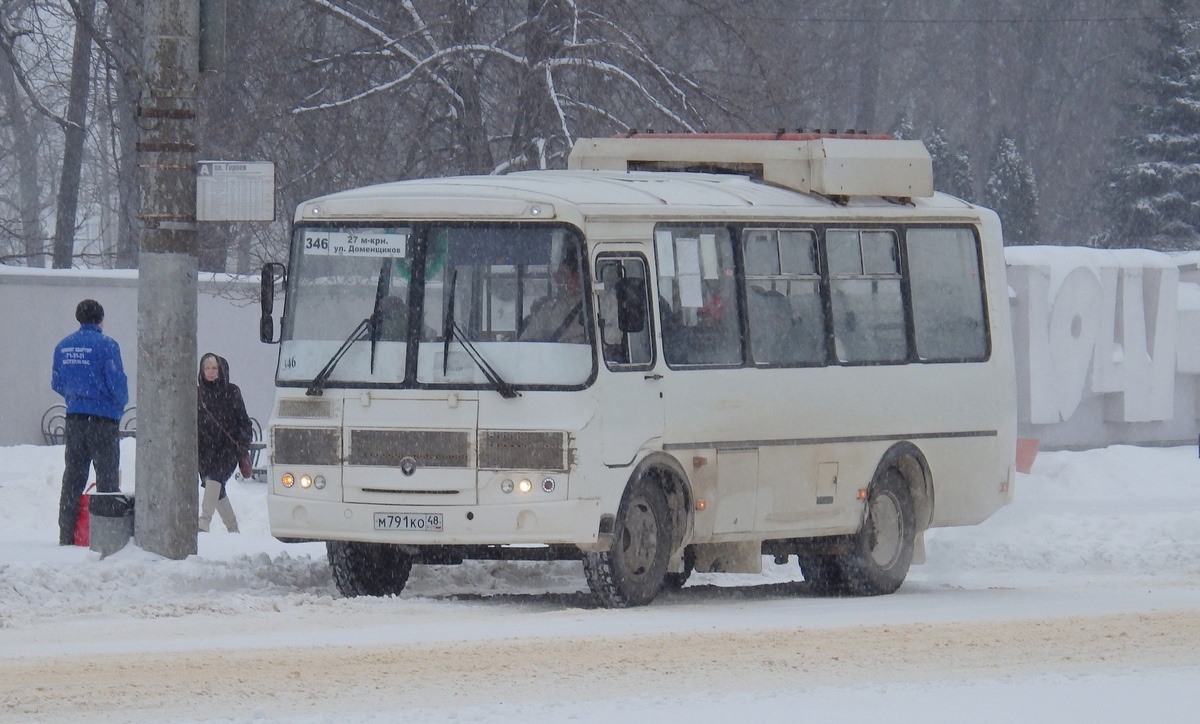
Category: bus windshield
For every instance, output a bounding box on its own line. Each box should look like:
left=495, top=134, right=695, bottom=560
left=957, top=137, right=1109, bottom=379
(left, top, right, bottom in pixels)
left=278, top=226, right=412, bottom=388
left=278, top=224, right=593, bottom=389
left=417, top=225, right=592, bottom=388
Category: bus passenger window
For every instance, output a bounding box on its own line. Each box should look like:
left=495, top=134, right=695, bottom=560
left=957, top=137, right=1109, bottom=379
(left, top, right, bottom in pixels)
left=655, top=226, right=742, bottom=367
left=827, top=228, right=907, bottom=364
left=595, top=256, right=654, bottom=369
left=743, top=229, right=825, bottom=366
left=907, top=227, right=988, bottom=361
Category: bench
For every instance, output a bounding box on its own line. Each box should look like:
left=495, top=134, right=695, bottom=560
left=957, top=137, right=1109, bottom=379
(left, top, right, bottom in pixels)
left=40, top=404, right=67, bottom=445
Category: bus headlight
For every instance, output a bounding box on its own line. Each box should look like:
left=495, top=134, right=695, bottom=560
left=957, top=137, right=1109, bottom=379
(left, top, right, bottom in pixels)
left=282, top=473, right=295, bottom=488
left=518, top=478, right=533, bottom=493
left=300, top=474, right=313, bottom=489
left=314, top=475, right=326, bottom=490
left=501, top=479, right=514, bottom=494
left=542, top=477, right=556, bottom=493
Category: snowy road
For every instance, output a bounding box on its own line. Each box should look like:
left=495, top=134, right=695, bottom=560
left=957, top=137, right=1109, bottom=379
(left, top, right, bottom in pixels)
left=3, top=604, right=1199, bottom=722
left=2, top=442, right=1200, bottom=721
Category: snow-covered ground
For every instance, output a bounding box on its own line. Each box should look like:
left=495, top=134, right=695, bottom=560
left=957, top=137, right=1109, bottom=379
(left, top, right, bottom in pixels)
left=1, top=441, right=1199, bottom=722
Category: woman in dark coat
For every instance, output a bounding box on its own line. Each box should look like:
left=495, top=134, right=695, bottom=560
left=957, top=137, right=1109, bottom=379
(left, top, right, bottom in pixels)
left=197, top=353, right=252, bottom=532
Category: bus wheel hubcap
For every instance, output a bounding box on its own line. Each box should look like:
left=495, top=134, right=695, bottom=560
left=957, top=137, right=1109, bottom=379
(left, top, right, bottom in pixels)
left=869, top=492, right=902, bottom=569
left=622, top=498, right=658, bottom=576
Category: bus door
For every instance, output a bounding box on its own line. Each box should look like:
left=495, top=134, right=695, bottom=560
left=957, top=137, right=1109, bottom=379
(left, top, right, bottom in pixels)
left=653, top=226, right=759, bottom=534
left=593, top=253, right=663, bottom=466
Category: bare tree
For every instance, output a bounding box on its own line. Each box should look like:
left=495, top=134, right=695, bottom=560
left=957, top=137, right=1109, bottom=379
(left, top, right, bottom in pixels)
left=49, top=0, right=95, bottom=268
left=295, top=0, right=706, bottom=174
left=0, top=34, right=46, bottom=265
left=1, top=0, right=109, bottom=268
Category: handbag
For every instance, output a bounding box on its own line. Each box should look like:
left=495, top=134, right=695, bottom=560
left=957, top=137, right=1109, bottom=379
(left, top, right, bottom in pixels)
left=73, top=483, right=96, bottom=546
left=238, top=453, right=253, bottom=479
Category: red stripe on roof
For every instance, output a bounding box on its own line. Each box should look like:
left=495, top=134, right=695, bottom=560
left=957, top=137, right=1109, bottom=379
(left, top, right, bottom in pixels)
left=616, top=132, right=893, bottom=141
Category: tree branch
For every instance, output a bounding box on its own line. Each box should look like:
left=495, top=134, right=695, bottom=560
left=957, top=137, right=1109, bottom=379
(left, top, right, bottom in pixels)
left=0, top=14, right=78, bottom=129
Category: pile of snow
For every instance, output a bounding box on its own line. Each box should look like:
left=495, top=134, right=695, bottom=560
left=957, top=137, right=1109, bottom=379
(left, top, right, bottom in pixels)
left=1, top=442, right=1198, bottom=625
left=919, top=444, right=1200, bottom=586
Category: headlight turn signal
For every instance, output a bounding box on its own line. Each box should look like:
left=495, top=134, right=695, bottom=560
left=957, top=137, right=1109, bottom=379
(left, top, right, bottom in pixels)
left=282, top=473, right=295, bottom=488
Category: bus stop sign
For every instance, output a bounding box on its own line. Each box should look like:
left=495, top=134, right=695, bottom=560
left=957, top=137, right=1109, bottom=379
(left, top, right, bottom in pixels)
left=197, top=160, right=275, bottom=221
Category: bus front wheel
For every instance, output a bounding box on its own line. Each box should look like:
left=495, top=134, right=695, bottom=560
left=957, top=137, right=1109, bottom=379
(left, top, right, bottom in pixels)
left=583, top=477, right=673, bottom=608
left=327, top=540, right=413, bottom=597
left=661, top=545, right=695, bottom=591
left=801, top=466, right=916, bottom=596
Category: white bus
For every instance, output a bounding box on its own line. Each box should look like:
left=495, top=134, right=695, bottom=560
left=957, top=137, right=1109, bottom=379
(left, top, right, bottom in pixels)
left=259, top=133, right=1016, bottom=607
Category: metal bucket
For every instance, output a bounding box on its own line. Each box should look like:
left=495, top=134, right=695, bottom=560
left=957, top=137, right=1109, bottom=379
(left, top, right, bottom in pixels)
left=88, top=492, right=134, bottom=559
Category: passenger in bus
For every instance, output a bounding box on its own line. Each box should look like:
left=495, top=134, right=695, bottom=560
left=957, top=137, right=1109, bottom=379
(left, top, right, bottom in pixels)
left=747, top=285, right=794, bottom=363
left=519, top=250, right=586, bottom=343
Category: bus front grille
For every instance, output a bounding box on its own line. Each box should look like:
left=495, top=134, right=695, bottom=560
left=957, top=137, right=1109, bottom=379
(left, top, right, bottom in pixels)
left=478, top=430, right=568, bottom=472
left=349, top=429, right=471, bottom=468
left=273, top=427, right=341, bottom=465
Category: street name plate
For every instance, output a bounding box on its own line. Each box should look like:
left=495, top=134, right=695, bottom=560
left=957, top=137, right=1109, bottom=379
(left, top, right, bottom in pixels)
left=197, top=160, right=275, bottom=221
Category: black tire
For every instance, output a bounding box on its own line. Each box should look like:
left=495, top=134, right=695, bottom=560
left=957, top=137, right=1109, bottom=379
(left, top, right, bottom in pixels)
left=800, top=466, right=916, bottom=596
left=327, top=540, right=413, bottom=597
left=661, top=545, right=695, bottom=591
left=583, top=478, right=673, bottom=608
left=798, top=552, right=849, bottom=594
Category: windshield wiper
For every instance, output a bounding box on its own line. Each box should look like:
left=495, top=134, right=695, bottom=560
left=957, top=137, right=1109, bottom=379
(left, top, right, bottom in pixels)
left=441, top=269, right=519, bottom=399
left=306, top=317, right=373, bottom=396
left=448, top=321, right=520, bottom=399
left=443, top=269, right=458, bottom=378
left=368, top=260, right=388, bottom=374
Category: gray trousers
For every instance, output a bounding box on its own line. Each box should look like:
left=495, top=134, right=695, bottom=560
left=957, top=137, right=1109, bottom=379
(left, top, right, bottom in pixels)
left=58, top=414, right=120, bottom=545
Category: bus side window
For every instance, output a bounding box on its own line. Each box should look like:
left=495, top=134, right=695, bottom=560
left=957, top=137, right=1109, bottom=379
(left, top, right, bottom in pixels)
left=744, top=228, right=825, bottom=366
left=656, top=226, right=742, bottom=367
left=907, top=227, right=988, bottom=361
left=596, top=256, right=654, bottom=370
left=827, top=228, right=907, bottom=364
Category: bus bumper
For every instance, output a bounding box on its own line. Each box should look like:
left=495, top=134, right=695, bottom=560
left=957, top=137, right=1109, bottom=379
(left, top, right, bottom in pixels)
left=268, top=495, right=605, bottom=548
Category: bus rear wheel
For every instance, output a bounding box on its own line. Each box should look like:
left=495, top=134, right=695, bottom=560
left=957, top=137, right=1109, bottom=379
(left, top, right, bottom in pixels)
left=327, top=540, right=413, bottom=597
left=801, top=466, right=916, bottom=596
left=798, top=553, right=849, bottom=594
left=584, top=477, right=673, bottom=608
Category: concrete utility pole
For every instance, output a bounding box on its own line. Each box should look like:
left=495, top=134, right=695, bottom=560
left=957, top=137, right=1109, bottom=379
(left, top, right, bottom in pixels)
left=135, top=1, right=200, bottom=559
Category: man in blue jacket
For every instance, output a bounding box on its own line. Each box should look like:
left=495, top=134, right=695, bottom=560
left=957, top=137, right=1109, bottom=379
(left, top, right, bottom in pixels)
left=52, top=299, right=129, bottom=545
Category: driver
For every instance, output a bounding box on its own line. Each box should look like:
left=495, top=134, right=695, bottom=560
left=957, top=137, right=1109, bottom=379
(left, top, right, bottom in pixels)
left=519, top=247, right=586, bottom=343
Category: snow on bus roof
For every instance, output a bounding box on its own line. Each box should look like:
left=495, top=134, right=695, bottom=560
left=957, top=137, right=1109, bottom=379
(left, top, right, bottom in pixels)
left=296, top=170, right=976, bottom=224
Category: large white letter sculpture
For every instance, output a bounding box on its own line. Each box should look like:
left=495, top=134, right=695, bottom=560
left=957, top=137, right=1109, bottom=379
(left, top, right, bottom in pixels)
left=1011, top=249, right=1181, bottom=424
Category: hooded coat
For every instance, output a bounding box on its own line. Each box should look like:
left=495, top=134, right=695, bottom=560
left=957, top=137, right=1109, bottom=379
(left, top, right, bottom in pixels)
left=197, top=354, right=253, bottom=485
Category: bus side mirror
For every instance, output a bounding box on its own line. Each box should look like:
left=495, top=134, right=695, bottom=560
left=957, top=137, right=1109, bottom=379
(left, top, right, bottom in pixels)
left=260, top=262, right=286, bottom=343
left=614, top=277, right=646, bottom=334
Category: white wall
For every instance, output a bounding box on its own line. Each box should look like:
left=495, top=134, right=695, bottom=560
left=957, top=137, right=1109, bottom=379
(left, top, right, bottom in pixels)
left=5, top=246, right=1200, bottom=451
left=0, top=268, right=278, bottom=446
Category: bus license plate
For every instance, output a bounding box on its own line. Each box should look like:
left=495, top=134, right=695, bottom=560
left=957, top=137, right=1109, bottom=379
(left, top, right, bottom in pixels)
left=373, top=512, right=443, bottom=531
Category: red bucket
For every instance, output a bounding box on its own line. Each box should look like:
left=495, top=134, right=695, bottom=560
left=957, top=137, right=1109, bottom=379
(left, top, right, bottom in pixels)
left=72, top=483, right=96, bottom=546
left=1016, top=438, right=1040, bottom=475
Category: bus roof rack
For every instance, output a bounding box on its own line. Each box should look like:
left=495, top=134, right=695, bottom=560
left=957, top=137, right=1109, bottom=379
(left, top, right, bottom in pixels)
left=567, top=133, right=934, bottom=199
